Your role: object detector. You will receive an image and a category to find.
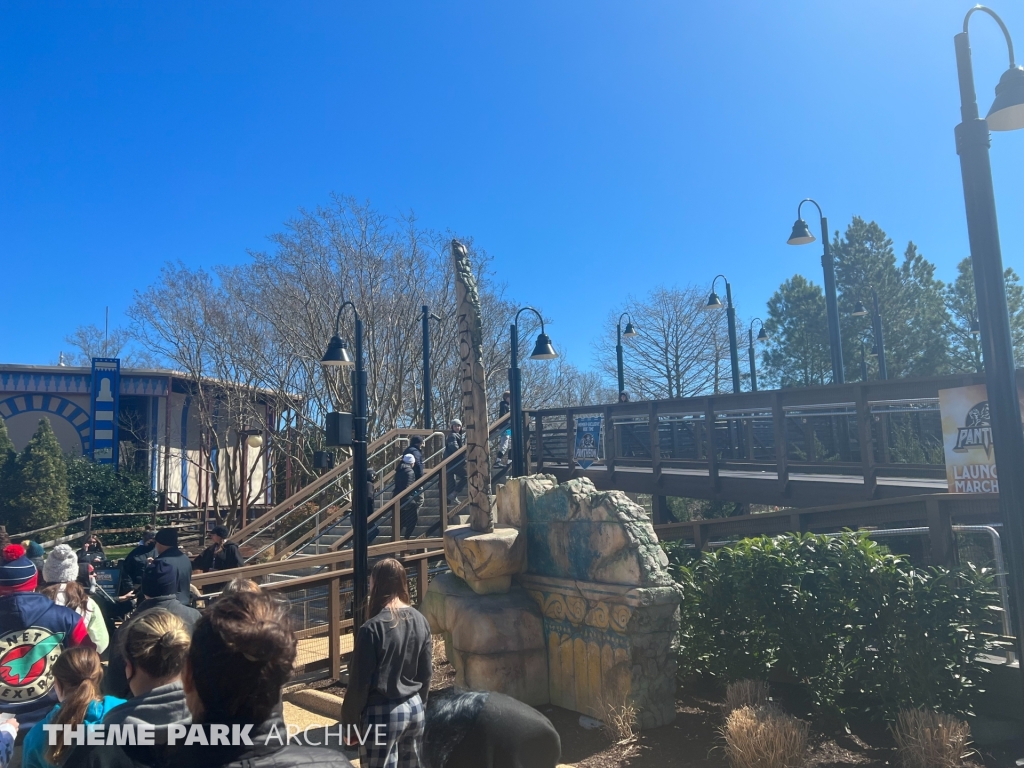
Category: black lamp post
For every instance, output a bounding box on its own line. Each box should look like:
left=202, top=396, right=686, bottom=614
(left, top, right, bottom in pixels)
left=704, top=275, right=741, bottom=394
left=953, top=4, right=1024, bottom=675
left=616, top=312, right=638, bottom=396
left=321, top=300, right=369, bottom=631
left=421, top=305, right=442, bottom=430
left=747, top=319, right=769, bottom=392
left=787, top=199, right=846, bottom=384
left=509, top=307, right=557, bottom=477
left=851, top=286, right=887, bottom=380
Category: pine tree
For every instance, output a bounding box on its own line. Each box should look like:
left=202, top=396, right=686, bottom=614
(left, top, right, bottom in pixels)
left=762, top=275, right=832, bottom=388
left=0, top=416, right=16, bottom=524
left=944, top=257, right=1024, bottom=374
left=831, top=218, right=949, bottom=379
left=11, top=418, right=70, bottom=534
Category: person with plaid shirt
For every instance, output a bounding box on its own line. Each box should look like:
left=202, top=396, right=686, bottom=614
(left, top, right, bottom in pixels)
left=341, top=558, right=432, bottom=768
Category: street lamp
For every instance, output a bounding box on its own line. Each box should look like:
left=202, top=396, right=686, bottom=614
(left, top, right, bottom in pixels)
left=615, top=312, right=638, bottom=397
left=703, top=275, right=741, bottom=394
left=748, top=319, right=769, bottom=392
left=787, top=199, right=846, bottom=384
left=509, top=307, right=557, bottom=477
left=851, top=286, right=887, bottom=380
left=421, top=305, right=442, bottom=430
left=321, top=300, right=370, bottom=631
left=952, top=4, right=1024, bottom=682
left=238, top=428, right=263, bottom=527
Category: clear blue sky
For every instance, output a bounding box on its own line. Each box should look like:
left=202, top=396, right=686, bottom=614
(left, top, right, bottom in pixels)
left=2, top=0, right=1023, bottom=371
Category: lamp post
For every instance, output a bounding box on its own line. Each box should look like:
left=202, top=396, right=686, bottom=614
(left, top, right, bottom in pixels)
left=952, top=4, right=1024, bottom=674
left=787, top=199, right=846, bottom=384
left=851, top=286, right=887, bottom=380
left=321, top=300, right=369, bottom=631
left=747, top=319, right=769, bottom=392
left=615, top=312, right=638, bottom=396
left=421, top=305, right=442, bottom=430
left=704, top=275, right=741, bottom=394
left=238, top=428, right=263, bottom=526
left=509, top=307, right=557, bottom=477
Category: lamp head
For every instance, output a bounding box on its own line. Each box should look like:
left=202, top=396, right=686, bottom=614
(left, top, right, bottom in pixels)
left=704, top=291, right=724, bottom=310
left=970, top=318, right=981, bottom=336
left=530, top=332, right=558, bottom=360
left=245, top=433, right=264, bottom=449
left=756, top=326, right=769, bottom=343
left=987, top=66, right=1024, bottom=131
left=321, top=335, right=354, bottom=367
left=622, top=321, right=638, bottom=338
left=787, top=218, right=815, bottom=246
left=852, top=300, right=868, bottom=317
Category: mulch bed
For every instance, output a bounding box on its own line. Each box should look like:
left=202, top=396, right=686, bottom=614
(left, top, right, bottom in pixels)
left=307, top=655, right=1021, bottom=767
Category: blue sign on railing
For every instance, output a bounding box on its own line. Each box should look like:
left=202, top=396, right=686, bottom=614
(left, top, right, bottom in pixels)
left=574, top=415, right=603, bottom=469
left=90, top=358, right=120, bottom=466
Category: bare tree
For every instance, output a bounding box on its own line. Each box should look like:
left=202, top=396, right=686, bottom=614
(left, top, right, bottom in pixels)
left=63, top=323, right=157, bottom=367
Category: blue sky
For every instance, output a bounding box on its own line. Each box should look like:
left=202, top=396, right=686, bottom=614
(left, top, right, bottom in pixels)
left=2, top=0, right=1023, bottom=371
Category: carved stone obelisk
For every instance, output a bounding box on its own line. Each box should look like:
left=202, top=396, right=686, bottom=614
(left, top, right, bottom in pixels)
left=452, top=239, right=493, bottom=533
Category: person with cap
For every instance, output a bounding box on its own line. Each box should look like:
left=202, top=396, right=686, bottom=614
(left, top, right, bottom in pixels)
left=77, top=535, right=106, bottom=569
left=40, top=544, right=110, bottom=653
left=445, top=418, right=466, bottom=504
left=21, top=540, right=45, bottom=575
left=191, top=526, right=243, bottom=575
left=404, top=435, right=425, bottom=481
left=393, top=452, right=422, bottom=538
left=120, top=529, right=156, bottom=598
left=152, top=528, right=192, bottom=607
left=103, top=558, right=202, bottom=700
left=0, top=544, right=94, bottom=734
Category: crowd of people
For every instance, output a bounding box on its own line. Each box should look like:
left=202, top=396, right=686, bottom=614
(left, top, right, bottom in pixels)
left=0, top=519, right=561, bottom=768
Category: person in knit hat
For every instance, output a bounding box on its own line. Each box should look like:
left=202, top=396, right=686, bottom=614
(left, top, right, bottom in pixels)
left=0, top=543, right=94, bottom=733
left=40, top=544, right=110, bottom=653
left=152, top=528, right=192, bottom=606
left=20, top=540, right=44, bottom=575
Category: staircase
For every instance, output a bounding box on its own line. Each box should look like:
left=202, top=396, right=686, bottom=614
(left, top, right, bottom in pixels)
left=234, top=415, right=511, bottom=563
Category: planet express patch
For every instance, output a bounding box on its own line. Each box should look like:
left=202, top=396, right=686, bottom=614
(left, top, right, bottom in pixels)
left=0, top=628, right=64, bottom=702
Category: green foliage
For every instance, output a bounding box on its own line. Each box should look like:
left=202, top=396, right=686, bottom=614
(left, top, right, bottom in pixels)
left=762, top=275, right=832, bottom=388
left=832, top=219, right=949, bottom=378
left=944, top=256, right=1024, bottom=374
left=666, top=496, right=743, bottom=521
left=11, top=418, right=70, bottom=534
left=64, top=457, right=155, bottom=542
left=671, top=532, right=1000, bottom=724
left=0, top=416, right=16, bottom=524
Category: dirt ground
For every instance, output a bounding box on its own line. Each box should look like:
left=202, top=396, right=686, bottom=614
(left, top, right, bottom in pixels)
left=314, top=653, right=1021, bottom=768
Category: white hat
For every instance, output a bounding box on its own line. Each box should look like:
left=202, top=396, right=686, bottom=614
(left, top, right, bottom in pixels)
left=402, top=453, right=416, bottom=465
left=451, top=419, right=462, bottom=427
left=43, top=544, right=79, bottom=584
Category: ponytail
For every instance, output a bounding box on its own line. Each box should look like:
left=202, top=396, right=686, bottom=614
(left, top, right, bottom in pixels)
left=45, top=646, right=103, bottom=764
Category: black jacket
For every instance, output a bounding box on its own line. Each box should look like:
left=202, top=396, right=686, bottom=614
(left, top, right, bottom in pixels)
left=444, top=430, right=465, bottom=457
left=403, top=446, right=424, bottom=480
left=63, top=709, right=354, bottom=768
left=154, top=547, right=192, bottom=606
left=192, top=541, right=243, bottom=573
left=103, top=596, right=202, bottom=699
left=392, top=463, right=416, bottom=498
left=121, top=543, right=155, bottom=592
left=499, top=399, right=510, bottom=417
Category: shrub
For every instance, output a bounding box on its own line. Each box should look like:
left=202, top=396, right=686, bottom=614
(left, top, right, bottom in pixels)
left=723, top=705, right=808, bottom=768
left=726, top=680, right=770, bottom=713
left=672, top=532, right=1000, bottom=722
left=892, top=709, right=971, bottom=768
left=11, top=418, right=69, bottom=534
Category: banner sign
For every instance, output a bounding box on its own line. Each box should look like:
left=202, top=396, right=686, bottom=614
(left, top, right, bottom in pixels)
left=574, top=415, right=603, bottom=469
left=90, top=358, right=120, bottom=466
left=938, top=383, right=1024, bottom=494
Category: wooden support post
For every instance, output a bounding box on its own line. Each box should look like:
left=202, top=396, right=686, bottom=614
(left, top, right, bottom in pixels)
left=84, top=505, right=93, bottom=541
left=926, top=497, right=954, bottom=567
left=704, top=399, right=719, bottom=493
left=789, top=512, right=805, bottom=534
left=328, top=564, right=341, bottom=680
left=693, top=521, right=708, bottom=551
left=440, top=471, right=449, bottom=532
left=603, top=405, right=615, bottom=476
left=855, top=387, right=878, bottom=499
left=772, top=392, right=789, bottom=496
left=535, top=413, right=545, bottom=472
left=566, top=408, right=576, bottom=472
left=392, top=497, right=401, bottom=543
left=417, top=555, right=429, bottom=605
left=648, top=401, right=661, bottom=483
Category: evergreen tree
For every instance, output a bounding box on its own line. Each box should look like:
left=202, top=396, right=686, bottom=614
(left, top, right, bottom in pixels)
left=0, top=416, right=16, bottom=522
left=11, top=418, right=70, bottom=534
left=944, top=256, right=1024, bottom=373
left=831, top=217, right=949, bottom=379
left=762, top=275, right=832, bottom=388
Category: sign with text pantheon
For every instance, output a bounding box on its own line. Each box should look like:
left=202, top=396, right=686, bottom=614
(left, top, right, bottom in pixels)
left=938, top=383, right=1024, bottom=494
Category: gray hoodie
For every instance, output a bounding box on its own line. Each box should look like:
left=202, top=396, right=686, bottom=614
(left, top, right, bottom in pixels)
left=102, top=681, right=191, bottom=744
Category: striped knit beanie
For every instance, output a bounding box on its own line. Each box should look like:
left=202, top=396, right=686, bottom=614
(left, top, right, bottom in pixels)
left=0, top=544, right=39, bottom=594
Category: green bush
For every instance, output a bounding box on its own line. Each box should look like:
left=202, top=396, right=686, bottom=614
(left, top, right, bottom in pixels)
left=10, top=418, right=69, bottom=534
left=671, top=532, right=1001, bottom=723
left=65, top=457, right=156, bottom=544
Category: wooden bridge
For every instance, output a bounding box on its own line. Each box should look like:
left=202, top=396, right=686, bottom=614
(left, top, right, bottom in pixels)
left=526, top=371, right=1007, bottom=510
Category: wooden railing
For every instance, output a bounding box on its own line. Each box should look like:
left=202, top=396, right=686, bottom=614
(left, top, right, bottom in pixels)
left=528, top=371, right=1009, bottom=507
